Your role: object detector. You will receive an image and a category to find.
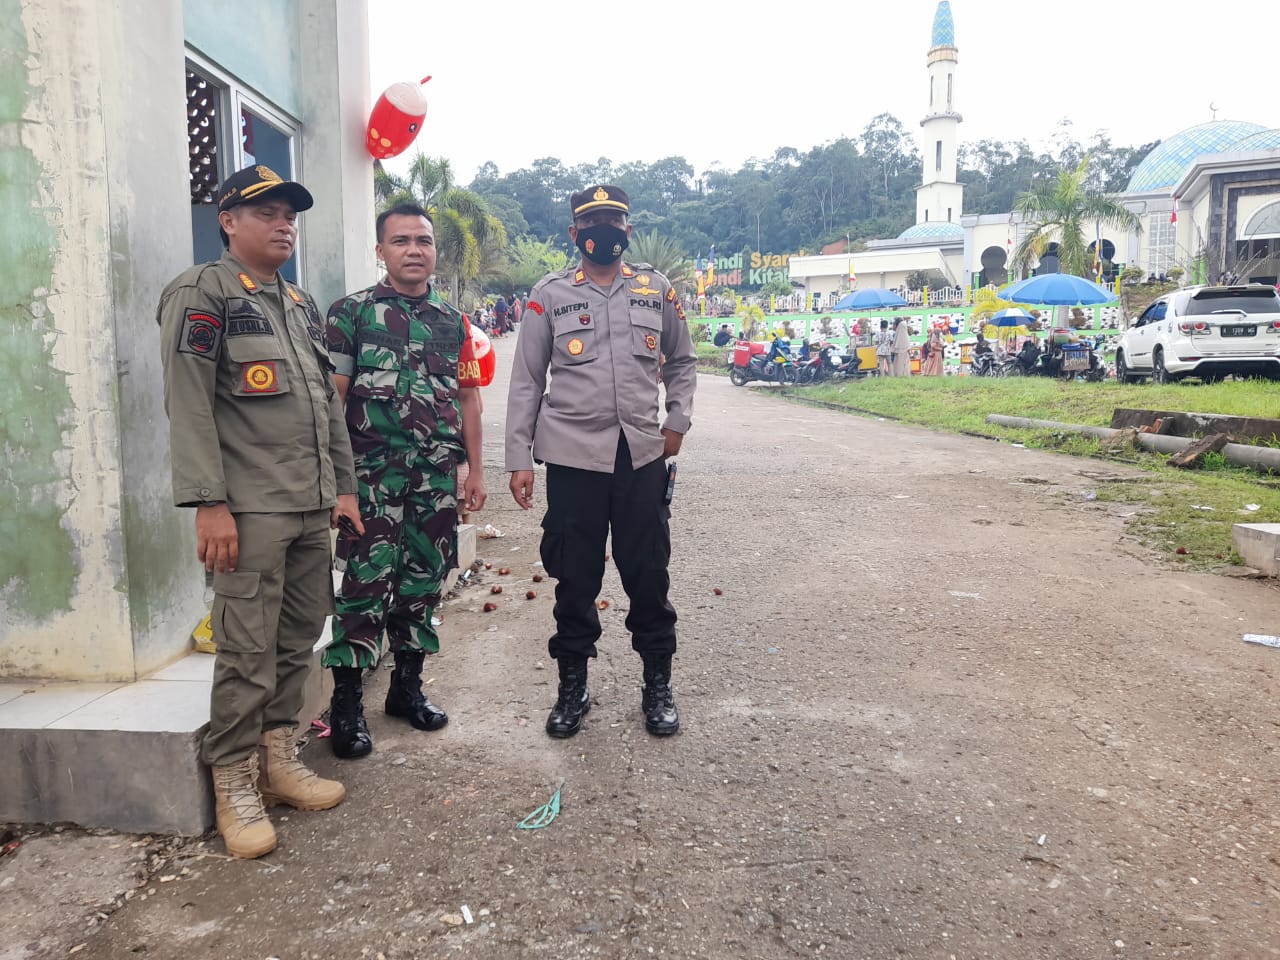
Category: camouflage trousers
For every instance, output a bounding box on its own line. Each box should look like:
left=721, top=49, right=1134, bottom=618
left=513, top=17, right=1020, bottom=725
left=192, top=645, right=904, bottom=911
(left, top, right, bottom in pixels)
left=323, top=459, right=458, bottom=670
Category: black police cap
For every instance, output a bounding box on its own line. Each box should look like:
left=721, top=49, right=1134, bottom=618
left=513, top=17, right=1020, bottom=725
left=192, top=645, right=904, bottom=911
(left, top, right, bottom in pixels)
left=217, top=165, right=314, bottom=213
left=570, top=184, right=629, bottom=219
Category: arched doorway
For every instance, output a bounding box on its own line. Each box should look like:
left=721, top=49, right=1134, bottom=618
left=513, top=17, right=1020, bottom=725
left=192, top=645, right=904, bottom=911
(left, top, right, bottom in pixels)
left=979, top=245, right=1008, bottom=287
left=1087, top=238, right=1118, bottom=282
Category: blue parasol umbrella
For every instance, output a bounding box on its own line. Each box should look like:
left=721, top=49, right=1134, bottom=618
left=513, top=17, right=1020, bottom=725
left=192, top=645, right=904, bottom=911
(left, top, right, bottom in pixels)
left=833, top=288, right=908, bottom=311
left=989, top=307, right=1038, bottom=326
left=1001, top=274, right=1116, bottom=306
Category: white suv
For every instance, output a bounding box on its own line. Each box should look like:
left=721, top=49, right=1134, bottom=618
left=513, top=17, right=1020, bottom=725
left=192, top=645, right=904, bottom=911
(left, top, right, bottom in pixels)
left=1115, top=284, right=1280, bottom=384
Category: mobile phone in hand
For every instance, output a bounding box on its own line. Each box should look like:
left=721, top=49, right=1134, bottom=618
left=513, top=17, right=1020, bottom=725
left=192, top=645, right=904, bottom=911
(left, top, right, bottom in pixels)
left=338, top=515, right=361, bottom=540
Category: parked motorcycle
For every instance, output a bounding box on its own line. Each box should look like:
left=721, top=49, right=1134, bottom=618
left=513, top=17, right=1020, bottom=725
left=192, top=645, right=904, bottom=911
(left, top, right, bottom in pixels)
left=728, top=337, right=798, bottom=386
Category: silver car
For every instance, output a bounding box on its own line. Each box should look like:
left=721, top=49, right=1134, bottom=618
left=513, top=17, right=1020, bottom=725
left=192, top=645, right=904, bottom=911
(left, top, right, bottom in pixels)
left=1115, top=284, right=1280, bottom=383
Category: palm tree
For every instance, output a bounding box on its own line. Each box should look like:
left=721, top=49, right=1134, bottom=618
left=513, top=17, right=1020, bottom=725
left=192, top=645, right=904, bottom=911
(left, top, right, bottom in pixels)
left=626, top=230, right=693, bottom=292
left=1011, top=157, right=1142, bottom=279
left=373, top=154, right=504, bottom=302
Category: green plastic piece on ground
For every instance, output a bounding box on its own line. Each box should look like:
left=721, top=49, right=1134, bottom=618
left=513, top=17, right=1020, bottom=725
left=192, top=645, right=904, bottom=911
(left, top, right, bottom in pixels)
left=517, top=783, right=563, bottom=830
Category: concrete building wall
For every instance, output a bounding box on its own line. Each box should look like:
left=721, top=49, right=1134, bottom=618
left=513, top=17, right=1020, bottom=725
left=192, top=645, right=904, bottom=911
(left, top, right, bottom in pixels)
left=182, top=0, right=300, bottom=116
left=1, top=0, right=371, bottom=682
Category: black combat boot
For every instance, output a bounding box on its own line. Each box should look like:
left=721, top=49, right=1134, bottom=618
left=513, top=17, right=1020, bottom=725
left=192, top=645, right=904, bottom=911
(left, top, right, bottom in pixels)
left=329, top=667, right=373, bottom=759
left=641, top=654, right=680, bottom=736
left=545, top=656, right=590, bottom=739
left=384, top=649, right=448, bottom=731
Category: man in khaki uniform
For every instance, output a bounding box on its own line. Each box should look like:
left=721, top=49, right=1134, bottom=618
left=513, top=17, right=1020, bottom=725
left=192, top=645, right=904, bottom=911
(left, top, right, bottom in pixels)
left=158, top=165, right=364, bottom=859
left=506, top=184, right=697, bottom=739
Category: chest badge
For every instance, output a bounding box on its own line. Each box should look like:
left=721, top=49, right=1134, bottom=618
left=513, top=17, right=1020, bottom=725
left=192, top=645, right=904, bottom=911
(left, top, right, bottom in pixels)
left=629, top=284, right=660, bottom=296
left=644, top=334, right=658, bottom=351
left=237, top=272, right=258, bottom=292
left=579, top=313, right=591, bottom=325
left=567, top=338, right=585, bottom=356
left=243, top=361, right=278, bottom=393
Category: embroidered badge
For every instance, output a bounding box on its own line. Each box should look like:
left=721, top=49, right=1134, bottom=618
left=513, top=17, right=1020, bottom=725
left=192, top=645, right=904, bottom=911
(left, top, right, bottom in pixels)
left=645, top=334, right=657, bottom=351
left=526, top=299, right=544, bottom=315
left=593, top=186, right=609, bottom=202
left=665, top=287, right=676, bottom=303
left=237, top=272, right=258, bottom=292
left=579, top=314, right=591, bottom=325
left=242, top=362, right=278, bottom=393
left=584, top=238, right=595, bottom=255
left=637, top=274, right=650, bottom=284
left=573, top=269, right=587, bottom=285
left=621, top=265, right=635, bottom=278
left=674, top=299, right=687, bottom=322
left=178, top=309, right=223, bottom=360
left=567, top=338, right=584, bottom=356
left=285, top=285, right=302, bottom=303
left=629, top=284, right=660, bottom=296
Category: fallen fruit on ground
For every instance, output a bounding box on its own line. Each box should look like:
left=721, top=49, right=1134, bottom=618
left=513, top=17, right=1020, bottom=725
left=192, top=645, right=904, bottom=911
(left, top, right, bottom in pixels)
left=498, top=567, right=511, bottom=575
left=526, top=590, right=537, bottom=600
left=532, top=574, right=544, bottom=583
left=713, top=587, right=723, bottom=595
left=482, top=602, right=497, bottom=612
left=491, top=585, right=503, bottom=594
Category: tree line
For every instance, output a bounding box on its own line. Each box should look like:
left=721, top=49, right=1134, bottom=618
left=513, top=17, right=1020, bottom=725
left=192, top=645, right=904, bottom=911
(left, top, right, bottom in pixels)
left=379, top=114, right=1159, bottom=305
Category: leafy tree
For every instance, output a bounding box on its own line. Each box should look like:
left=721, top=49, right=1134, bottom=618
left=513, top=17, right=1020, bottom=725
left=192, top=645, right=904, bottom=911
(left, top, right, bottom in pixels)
left=501, top=236, right=570, bottom=294
left=1011, top=157, right=1142, bottom=278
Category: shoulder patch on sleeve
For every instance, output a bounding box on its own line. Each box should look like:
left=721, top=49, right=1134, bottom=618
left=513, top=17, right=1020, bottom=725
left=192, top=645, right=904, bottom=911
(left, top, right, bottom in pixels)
left=525, top=299, right=544, bottom=315
left=177, top=307, right=224, bottom=360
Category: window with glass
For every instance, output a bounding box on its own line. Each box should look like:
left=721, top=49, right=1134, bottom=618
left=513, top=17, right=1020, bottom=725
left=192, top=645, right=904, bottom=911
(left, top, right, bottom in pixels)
left=185, top=53, right=302, bottom=283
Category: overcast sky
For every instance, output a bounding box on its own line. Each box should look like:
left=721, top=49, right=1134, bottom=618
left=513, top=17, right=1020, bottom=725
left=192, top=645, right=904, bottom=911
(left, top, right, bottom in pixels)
left=369, top=0, right=1275, bottom=184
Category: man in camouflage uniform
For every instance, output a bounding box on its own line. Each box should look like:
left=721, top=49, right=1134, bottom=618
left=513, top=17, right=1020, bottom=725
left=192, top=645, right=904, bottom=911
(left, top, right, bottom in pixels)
left=323, top=202, right=487, bottom=759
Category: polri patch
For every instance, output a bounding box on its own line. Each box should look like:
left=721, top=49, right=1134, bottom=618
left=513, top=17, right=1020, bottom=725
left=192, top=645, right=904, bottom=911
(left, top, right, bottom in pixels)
left=579, top=314, right=591, bottom=325
left=645, top=334, right=657, bottom=351
left=178, top=308, right=223, bottom=360
left=242, top=361, right=278, bottom=393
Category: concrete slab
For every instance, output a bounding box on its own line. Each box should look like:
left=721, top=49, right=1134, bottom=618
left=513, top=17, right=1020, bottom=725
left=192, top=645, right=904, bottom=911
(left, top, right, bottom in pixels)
left=0, top=726, right=210, bottom=834
left=48, top=680, right=212, bottom=732
left=1232, top=523, right=1280, bottom=577
left=0, top=682, right=29, bottom=706
left=147, top=654, right=215, bottom=682
left=0, top=682, right=123, bottom=729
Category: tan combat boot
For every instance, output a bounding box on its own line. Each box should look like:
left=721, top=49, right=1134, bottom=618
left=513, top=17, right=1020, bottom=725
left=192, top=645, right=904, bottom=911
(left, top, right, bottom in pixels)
left=211, top=754, right=277, bottom=859
left=258, top=725, right=346, bottom=811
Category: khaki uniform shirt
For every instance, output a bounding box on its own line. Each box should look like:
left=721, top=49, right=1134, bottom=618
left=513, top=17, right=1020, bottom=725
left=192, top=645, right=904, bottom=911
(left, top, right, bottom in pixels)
left=157, top=252, right=357, bottom=512
left=505, top=261, right=696, bottom=473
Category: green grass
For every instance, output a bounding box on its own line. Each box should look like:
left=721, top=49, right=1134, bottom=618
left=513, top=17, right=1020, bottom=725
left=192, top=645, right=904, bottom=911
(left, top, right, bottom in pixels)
left=784, top=377, right=1280, bottom=571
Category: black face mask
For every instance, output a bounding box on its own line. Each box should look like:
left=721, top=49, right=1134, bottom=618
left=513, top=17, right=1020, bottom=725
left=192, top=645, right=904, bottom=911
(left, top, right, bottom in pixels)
left=575, top=224, right=628, bottom=265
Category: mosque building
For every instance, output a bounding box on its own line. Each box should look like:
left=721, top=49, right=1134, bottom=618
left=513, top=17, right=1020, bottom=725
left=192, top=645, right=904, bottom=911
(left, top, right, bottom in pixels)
left=786, top=2, right=1280, bottom=307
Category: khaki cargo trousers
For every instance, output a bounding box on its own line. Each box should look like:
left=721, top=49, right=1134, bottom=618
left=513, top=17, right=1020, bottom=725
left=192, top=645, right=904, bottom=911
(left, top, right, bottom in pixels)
left=202, top=510, right=333, bottom=766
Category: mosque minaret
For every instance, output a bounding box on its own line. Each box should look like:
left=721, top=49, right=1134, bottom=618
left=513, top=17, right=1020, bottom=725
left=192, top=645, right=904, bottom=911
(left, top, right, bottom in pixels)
left=915, top=0, right=964, bottom=228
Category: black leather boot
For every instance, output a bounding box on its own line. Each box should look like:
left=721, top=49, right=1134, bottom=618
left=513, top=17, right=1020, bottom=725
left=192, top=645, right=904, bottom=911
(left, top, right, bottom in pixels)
left=545, top=657, right=590, bottom=739
left=641, top=655, right=680, bottom=736
left=384, top=649, right=448, bottom=731
left=329, top=667, right=373, bottom=759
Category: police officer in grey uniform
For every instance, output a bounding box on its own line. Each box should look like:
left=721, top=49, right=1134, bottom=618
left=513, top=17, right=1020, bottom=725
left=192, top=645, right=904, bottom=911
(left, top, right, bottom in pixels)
left=158, top=165, right=364, bottom=859
left=506, top=185, right=697, bottom=739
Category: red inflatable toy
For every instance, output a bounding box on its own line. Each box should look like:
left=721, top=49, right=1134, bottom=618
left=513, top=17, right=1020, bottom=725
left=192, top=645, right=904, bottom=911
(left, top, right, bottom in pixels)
left=366, top=76, right=430, bottom=160
left=466, top=322, right=496, bottom=387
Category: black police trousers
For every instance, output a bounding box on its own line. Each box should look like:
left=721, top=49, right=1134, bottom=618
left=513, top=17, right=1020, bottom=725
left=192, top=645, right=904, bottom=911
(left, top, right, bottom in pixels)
left=540, top=434, right=677, bottom=661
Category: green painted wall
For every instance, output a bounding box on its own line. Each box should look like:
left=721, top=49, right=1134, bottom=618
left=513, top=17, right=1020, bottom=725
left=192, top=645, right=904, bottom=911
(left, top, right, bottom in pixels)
left=182, top=0, right=301, bottom=116
left=0, top=1, right=77, bottom=622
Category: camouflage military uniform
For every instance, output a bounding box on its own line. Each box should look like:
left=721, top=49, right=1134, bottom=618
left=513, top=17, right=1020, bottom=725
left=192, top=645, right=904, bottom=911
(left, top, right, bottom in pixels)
left=323, top=281, right=471, bottom=669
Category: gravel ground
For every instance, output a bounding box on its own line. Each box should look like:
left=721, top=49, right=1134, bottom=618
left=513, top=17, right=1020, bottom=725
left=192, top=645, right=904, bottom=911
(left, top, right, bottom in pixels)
left=5, top=336, right=1280, bottom=960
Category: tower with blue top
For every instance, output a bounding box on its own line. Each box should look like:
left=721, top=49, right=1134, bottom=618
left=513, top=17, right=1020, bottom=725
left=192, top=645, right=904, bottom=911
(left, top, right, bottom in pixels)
left=915, top=1, right=964, bottom=232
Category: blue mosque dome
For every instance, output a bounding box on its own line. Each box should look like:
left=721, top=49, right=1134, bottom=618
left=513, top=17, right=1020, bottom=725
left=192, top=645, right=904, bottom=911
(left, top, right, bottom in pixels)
left=930, top=1, right=955, bottom=47
left=898, top=221, right=963, bottom=242
left=1126, top=120, right=1267, bottom=193
left=1233, top=128, right=1280, bottom=152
